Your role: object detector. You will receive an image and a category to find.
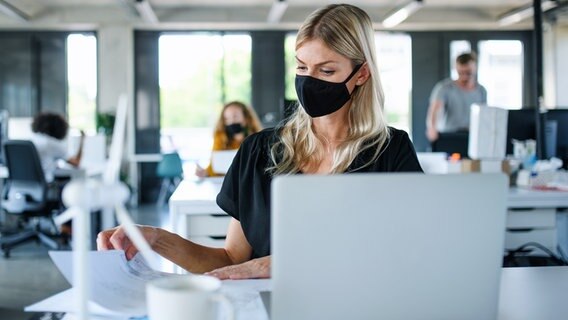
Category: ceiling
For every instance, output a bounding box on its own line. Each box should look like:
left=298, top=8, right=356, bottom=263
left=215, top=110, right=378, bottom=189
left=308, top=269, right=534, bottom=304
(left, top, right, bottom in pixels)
left=0, top=0, right=567, bottom=30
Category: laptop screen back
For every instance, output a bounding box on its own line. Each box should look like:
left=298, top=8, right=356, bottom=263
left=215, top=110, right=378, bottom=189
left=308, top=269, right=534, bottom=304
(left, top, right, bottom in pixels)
left=271, top=173, right=507, bottom=320
left=211, top=150, right=237, bottom=174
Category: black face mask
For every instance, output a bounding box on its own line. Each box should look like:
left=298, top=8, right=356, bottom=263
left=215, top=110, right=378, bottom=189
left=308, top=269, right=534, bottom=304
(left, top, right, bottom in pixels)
left=295, top=64, right=363, bottom=118
left=225, top=123, right=244, bottom=137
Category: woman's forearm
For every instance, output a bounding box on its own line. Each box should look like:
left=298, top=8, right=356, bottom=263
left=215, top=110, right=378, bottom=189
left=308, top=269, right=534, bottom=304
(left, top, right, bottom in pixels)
left=152, top=228, right=234, bottom=273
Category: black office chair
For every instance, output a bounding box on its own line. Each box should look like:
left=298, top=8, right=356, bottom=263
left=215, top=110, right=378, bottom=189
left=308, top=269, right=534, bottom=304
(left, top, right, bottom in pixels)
left=431, top=132, right=470, bottom=157
left=0, top=140, right=63, bottom=257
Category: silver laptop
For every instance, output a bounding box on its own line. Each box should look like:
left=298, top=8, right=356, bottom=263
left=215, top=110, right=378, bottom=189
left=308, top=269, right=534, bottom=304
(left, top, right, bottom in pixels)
left=211, top=150, right=237, bottom=174
left=271, top=173, right=508, bottom=320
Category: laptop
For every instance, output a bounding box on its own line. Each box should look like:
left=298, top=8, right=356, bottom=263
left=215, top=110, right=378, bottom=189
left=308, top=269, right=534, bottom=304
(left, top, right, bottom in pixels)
left=211, top=150, right=237, bottom=174
left=271, top=173, right=508, bottom=320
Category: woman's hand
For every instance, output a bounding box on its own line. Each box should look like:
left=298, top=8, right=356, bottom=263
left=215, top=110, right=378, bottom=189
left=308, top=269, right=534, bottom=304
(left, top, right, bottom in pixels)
left=206, top=256, right=271, bottom=280
left=195, top=164, right=208, bottom=178
left=96, top=225, right=161, bottom=260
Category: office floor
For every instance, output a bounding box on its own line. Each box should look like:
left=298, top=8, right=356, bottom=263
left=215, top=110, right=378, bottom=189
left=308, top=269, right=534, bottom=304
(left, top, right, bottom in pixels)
left=0, top=204, right=169, bottom=320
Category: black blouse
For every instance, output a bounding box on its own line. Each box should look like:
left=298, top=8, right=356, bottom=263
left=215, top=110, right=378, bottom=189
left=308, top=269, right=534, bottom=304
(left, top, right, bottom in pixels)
left=216, top=127, right=423, bottom=258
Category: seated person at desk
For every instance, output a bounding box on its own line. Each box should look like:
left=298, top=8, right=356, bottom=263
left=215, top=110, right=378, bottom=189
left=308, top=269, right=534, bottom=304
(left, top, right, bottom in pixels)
left=97, top=3, right=423, bottom=279
left=31, top=112, right=84, bottom=182
left=195, top=101, right=262, bottom=177
left=426, top=52, right=487, bottom=142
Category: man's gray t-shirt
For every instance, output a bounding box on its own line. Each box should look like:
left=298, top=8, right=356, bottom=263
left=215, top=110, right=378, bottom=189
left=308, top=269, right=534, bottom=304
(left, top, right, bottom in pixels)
left=429, top=78, right=487, bottom=132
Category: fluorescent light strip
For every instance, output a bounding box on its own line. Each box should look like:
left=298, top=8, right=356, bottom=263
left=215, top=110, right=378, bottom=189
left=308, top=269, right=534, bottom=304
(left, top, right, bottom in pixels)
left=0, top=0, right=29, bottom=22
left=135, top=0, right=158, bottom=24
left=267, top=0, right=288, bottom=23
left=382, top=0, right=423, bottom=29
left=498, top=0, right=557, bottom=26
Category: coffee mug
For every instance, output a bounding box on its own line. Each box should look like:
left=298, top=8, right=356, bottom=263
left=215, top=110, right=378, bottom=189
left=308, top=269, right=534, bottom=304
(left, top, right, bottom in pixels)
left=146, top=274, right=234, bottom=320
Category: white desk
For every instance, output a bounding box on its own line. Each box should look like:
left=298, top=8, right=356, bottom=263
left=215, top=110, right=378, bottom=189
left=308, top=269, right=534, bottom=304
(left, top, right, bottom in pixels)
left=498, top=266, right=568, bottom=320
left=508, top=187, right=568, bottom=208
left=230, top=267, right=568, bottom=320
left=168, top=180, right=568, bottom=258
left=168, top=177, right=228, bottom=248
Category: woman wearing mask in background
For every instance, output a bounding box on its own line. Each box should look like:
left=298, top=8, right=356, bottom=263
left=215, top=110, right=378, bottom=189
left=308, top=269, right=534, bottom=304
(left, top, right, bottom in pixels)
left=195, top=101, right=263, bottom=177
left=98, top=3, right=422, bottom=279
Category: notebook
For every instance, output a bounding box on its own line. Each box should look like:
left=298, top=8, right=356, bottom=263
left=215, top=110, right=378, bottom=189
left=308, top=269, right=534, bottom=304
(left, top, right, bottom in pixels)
left=271, top=173, right=508, bottom=320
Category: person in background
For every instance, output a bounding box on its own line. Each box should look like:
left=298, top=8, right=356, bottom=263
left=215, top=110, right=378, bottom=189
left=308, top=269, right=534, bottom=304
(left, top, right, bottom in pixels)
left=426, top=52, right=487, bottom=142
left=195, top=101, right=262, bottom=177
left=31, top=112, right=84, bottom=182
left=97, top=4, right=422, bottom=279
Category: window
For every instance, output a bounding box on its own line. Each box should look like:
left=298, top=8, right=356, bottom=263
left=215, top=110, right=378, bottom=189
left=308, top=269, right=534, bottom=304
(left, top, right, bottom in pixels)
left=67, top=34, right=97, bottom=133
left=375, top=32, right=412, bottom=135
left=478, top=40, right=523, bottom=109
left=284, top=33, right=413, bottom=134
left=159, top=33, right=252, bottom=167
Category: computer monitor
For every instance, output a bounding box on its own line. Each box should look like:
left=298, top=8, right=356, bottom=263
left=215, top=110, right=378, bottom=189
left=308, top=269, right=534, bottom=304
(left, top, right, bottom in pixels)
left=546, top=109, right=568, bottom=169
left=506, top=109, right=537, bottom=155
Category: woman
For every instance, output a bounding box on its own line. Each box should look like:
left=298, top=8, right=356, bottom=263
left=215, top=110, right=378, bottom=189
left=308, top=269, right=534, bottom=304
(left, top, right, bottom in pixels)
left=195, top=101, right=262, bottom=177
left=97, top=4, right=422, bottom=279
left=31, top=112, right=84, bottom=182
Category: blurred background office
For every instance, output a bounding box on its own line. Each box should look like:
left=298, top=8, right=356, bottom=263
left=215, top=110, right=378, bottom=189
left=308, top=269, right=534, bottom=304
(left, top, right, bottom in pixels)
left=0, top=1, right=568, bottom=319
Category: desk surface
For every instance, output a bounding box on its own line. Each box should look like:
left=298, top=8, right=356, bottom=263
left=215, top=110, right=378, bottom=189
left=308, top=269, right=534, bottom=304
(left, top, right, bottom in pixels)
left=255, top=267, right=568, bottom=320
left=499, top=267, right=568, bottom=319
left=169, top=179, right=568, bottom=210
left=508, top=187, right=568, bottom=208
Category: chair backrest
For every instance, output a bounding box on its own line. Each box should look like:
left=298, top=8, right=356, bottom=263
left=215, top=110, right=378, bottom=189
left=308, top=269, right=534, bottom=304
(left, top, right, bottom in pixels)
left=431, top=132, right=469, bottom=156
left=156, top=152, right=183, bottom=178
left=2, top=140, right=48, bottom=212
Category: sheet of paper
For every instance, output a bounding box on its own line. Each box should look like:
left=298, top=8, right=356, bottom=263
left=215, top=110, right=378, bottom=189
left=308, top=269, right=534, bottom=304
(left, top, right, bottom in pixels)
left=25, top=288, right=129, bottom=319
left=47, top=250, right=173, bottom=317
left=28, top=249, right=272, bottom=320
left=219, top=279, right=272, bottom=320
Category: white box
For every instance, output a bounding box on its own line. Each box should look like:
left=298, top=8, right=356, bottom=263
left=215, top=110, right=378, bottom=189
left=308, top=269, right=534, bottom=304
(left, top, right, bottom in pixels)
left=468, top=104, right=508, bottom=160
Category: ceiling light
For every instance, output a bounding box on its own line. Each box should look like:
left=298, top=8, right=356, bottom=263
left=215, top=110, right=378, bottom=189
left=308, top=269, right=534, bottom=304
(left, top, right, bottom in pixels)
left=267, top=0, right=288, bottom=23
left=382, top=0, right=423, bottom=29
left=498, top=0, right=557, bottom=26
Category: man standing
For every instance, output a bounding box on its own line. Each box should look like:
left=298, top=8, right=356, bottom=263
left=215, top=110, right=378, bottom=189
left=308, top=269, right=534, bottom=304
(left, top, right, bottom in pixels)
left=426, top=52, right=487, bottom=142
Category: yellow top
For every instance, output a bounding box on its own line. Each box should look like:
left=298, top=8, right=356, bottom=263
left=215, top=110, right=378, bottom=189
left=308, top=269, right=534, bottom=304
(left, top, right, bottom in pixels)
left=205, top=131, right=242, bottom=176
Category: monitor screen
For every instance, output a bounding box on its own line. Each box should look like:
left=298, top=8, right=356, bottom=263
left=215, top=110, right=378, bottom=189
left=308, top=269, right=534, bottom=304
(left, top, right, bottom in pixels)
left=546, top=109, right=568, bottom=168
left=506, top=109, right=537, bottom=155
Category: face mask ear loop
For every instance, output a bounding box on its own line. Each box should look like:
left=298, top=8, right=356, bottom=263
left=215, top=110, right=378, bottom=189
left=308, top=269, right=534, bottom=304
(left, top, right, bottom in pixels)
left=342, top=63, right=364, bottom=84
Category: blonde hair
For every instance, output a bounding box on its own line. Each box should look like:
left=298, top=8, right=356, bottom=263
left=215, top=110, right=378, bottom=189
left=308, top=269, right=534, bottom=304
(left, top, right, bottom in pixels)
left=213, top=101, right=263, bottom=149
left=269, top=4, right=390, bottom=175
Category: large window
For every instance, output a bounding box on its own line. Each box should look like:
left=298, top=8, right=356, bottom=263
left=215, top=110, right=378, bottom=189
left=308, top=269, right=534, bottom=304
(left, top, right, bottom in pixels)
left=285, top=32, right=412, bottom=134
left=478, top=40, right=524, bottom=109
left=159, top=33, right=252, bottom=166
left=67, top=34, right=97, bottom=133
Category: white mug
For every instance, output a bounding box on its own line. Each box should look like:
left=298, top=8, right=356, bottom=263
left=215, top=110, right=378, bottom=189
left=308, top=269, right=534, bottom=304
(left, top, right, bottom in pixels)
left=146, top=274, right=234, bottom=320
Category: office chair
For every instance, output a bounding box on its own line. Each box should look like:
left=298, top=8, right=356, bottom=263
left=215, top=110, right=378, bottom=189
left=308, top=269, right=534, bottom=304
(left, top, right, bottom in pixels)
left=0, top=140, right=63, bottom=257
left=156, top=152, right=183, bottom=207
left=431, top=132, right=470, bottom=157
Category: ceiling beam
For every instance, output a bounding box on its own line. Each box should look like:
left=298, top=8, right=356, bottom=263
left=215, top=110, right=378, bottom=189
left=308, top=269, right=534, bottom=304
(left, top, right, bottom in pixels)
left=0, top=0, right=29, bottom=22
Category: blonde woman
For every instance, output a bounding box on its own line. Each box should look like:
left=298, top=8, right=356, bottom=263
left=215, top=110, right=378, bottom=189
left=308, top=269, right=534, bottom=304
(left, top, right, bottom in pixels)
left=97, top=4, right=422, bottom=279
left=195, top=101, right=262, bottom=177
